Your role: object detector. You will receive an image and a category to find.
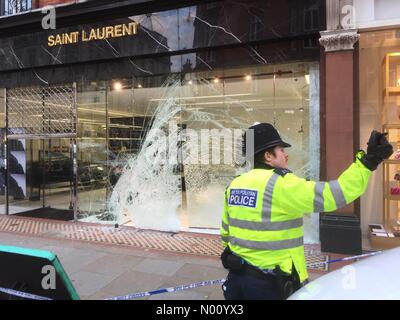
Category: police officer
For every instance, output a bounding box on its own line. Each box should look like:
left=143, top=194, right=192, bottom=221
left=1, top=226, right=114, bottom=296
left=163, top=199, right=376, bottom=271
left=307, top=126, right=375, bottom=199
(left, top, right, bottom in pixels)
left=220, top=123, right=393, bottom=300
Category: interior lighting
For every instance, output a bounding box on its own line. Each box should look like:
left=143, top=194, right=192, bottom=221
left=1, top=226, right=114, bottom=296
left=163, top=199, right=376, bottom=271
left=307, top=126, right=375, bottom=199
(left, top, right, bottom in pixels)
left=149, top=93, right=251, bottom=102
left=113, top=82, right=123, bottom=91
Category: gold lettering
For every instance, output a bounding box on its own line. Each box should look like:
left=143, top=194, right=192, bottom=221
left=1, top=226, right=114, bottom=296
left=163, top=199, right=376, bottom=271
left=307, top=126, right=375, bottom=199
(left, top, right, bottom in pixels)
left=48, top=23, right=139, bottom=46
left=105, top=26, right=114, bottom=39
left=89, top=29, right=97, bottom=41
left=97, top=27, right=105, bottom=40
left=82, top=30, right=88, bottom=42
left=65, top=33, right=73, bottom=44
left=48, top=35, right=55, bottom=47
left=131, top=22, right=138, bottom=34
left=114, top=24, right=123, bottom=37
left=72, top=32, right=79, bottom=44
left=54, top=34, right=63, bottom=46
left=123, top=22, right=138, bottom=36
left=123, top=23, right=131, bottom=36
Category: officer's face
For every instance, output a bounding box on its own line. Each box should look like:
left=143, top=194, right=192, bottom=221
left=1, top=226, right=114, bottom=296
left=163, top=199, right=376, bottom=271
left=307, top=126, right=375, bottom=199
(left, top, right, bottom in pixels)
left=266, top=146, right=289, bottom=169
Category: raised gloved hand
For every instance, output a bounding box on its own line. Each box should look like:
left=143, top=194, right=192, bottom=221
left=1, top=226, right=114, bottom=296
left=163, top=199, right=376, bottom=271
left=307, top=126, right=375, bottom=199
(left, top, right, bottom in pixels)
left=360, top=130, right=394, bottom=171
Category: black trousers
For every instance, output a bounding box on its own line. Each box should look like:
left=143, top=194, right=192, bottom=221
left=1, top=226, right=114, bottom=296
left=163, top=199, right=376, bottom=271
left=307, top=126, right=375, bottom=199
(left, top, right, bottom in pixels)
left=222, top=271, right=281, bottom=300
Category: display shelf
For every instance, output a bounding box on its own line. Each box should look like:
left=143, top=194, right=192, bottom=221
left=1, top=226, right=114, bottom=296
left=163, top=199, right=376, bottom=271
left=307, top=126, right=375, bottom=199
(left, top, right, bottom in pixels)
left=369, top=233, right=400, bottom=249
left=383, top=87, right=400, bottom=96
left=385, top=194, right=400, bottom=201
left=383, top=159, right=400, bottom=164
left=383, top=124, right=400, bottom=130
left=108, top=124, right=142, bottom=129
left=109, top=138, right=142, bottom=141
left=8, top=139, right=26, bottom=200
left=376, top=122, right=400, bottom=249
left=382, top=53, right=400, bottom=99
left=108, top=115, right=152, bottom=154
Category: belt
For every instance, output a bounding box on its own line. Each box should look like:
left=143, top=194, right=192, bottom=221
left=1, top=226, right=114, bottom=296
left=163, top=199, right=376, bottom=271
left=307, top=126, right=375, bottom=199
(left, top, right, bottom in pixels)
left=232, top=263, right=277, bottom=282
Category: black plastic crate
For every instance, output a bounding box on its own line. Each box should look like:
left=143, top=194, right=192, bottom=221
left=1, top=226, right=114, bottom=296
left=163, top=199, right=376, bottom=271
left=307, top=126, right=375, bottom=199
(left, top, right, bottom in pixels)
left=320, top=213, right=362, bottom=255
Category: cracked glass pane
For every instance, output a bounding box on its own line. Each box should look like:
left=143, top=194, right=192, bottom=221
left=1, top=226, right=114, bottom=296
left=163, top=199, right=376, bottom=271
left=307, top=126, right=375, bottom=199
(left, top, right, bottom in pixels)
left=0, top=88, right=4, bottom=214
left=73, top=59, right=319, bottom=243
left=0, top=1, right=323, bottom=243
left=76, top=81, right=107, bottom=222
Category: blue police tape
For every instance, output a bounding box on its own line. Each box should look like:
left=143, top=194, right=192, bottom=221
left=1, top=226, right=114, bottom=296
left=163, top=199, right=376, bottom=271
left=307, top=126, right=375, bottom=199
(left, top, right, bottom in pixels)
left=0, top=250, right=382, bottom=300
left=107, top=251, right=383, bottom=300
left=306, top=250, right=383, bottom=268
left=0, top=287, right=52, bottom=300
left=104, top=279, right=227, bottom=300
left=0, top=279, right=227, bottom=301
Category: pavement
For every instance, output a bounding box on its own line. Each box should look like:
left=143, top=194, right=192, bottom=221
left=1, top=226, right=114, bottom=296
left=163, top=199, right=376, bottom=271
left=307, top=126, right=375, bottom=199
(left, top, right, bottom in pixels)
left=0, top=216, right=357, bottom=300
left=0, top=231, right=228, bottom=300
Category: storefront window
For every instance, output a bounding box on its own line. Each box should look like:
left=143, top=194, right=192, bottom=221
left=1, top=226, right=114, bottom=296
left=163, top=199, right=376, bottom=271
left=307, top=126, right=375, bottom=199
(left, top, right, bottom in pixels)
left=0, top=86, right=75, bottom=219
left=178, top=62, right=319, bottom=238
left=0, top=1, right=323, bottom=241
left=0, top=88, right=4, bottom=214
left=359, top=30, right=400, bottom=235
left=75, top=60, right=320, bottom=241
left=76, top=81, right=107, bottom=221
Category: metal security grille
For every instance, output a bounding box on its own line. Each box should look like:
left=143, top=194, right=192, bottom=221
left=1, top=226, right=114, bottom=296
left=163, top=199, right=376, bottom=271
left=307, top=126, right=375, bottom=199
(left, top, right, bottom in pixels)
left=6, top=84, right=76, bottom=139
left=3, top=0, right=32, bottom=15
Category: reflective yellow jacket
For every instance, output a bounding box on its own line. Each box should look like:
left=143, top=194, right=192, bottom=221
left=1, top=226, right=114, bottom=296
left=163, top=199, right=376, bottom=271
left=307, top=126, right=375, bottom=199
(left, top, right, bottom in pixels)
left=220, top=151, right=372, bottom=283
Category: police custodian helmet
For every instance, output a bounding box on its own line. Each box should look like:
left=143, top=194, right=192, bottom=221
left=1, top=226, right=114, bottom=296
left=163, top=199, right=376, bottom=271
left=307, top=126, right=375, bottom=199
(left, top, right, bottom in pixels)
left=243, top=123, right=291, bottom=157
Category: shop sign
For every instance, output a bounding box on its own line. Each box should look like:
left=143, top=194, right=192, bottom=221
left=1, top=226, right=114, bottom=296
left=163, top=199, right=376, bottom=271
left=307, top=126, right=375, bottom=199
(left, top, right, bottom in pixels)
left=48, top=22, right=139, bottom=47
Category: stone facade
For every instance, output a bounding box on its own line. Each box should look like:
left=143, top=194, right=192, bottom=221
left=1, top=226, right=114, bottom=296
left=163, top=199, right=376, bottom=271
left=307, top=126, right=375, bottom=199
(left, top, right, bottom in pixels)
left=319, top=29, right=360, bottom=52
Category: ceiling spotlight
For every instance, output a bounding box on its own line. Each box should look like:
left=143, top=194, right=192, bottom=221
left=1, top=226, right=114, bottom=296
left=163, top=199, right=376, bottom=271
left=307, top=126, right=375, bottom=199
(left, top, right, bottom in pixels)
left=137, top=84, right=142, bottom=88
left=188, top=80, right=193, bottom=85
left=245, top=75, right=252, bottom=81
left=113, top=82, right=122, bottom=91
left=213, top=78, right=219, bottom=84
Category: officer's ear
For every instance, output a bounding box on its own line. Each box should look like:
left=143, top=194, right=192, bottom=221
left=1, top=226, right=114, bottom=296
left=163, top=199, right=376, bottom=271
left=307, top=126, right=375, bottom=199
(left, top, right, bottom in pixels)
left=264, top=148, right=277, bottom=163
left=264, top=151, right=273, bottom=165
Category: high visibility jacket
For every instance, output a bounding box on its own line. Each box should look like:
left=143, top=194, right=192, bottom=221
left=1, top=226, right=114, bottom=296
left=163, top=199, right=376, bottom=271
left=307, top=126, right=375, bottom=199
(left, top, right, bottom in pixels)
left=220, top=151, right=372, bottom=283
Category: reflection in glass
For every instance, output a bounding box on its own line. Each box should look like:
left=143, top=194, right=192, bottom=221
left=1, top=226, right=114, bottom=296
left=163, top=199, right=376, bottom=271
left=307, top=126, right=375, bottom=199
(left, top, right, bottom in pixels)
left=4, top=87, right=75, bottom=220
left=178, top=63, right=319, bottom=240
left=76, top=81, right=107, bottom=221
left=0, top=89, right=4, bottom=214
left=359, top=30, right=400, bottom=234
left=86, top=62, right=320, bottom=243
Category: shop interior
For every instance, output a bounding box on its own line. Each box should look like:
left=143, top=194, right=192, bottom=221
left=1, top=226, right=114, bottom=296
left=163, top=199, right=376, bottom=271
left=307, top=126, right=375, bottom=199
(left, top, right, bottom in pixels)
left=0, top=61, right=318, bottom=235
left=359, top=29, right=400, bottom=247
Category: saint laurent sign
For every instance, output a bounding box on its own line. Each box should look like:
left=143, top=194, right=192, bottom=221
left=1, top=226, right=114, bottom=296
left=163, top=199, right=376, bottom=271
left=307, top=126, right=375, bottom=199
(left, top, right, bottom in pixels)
left=48, top=22, right=139, bottom=47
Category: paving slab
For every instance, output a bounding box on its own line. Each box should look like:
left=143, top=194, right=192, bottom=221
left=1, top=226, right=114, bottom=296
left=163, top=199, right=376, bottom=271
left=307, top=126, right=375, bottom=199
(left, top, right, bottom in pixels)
left=69, top=270, right=117, bottom=297
left=132, top=258, right=186, bottom=277
left=82, top=254, right=144, bottom=275
left=0, top=229, right=331, bottom=301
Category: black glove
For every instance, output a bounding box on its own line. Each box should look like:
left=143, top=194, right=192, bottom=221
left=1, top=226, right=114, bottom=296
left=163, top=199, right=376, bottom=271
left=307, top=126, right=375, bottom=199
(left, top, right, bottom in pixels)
left=360, top=130, right=394, bottom=171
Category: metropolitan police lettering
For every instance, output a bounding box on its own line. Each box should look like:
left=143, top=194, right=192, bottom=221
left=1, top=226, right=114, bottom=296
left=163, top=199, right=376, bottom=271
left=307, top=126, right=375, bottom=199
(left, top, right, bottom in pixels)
left=228, top=189, right=258, bottom=208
